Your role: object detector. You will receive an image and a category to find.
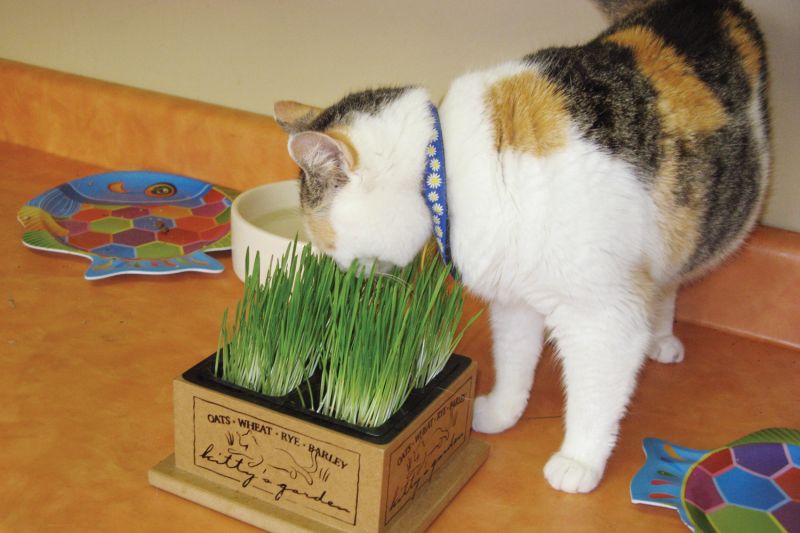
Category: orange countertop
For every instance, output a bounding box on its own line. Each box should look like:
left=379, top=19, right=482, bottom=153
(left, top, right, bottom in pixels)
left=1, top=59, right=798, bottom=532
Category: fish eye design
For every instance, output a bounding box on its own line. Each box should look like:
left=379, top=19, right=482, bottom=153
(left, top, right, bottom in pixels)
left=145, top=183, right=177, bottom=198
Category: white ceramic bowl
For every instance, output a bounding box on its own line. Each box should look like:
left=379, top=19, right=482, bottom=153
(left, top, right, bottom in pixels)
left=230, top=180, right=308, bottom=282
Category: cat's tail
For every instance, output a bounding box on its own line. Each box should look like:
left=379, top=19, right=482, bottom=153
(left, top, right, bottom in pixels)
left=591, top=0, right=656, bottom=21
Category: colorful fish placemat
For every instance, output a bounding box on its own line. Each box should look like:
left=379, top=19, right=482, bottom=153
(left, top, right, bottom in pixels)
left=631, top=428, right=800, bottom=532
left=17, top=171, right=240, bottom=280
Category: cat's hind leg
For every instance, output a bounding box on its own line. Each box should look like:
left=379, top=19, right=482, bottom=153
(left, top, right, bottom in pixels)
left=647, top=286, right=685, bottom=363
left=544, top=299, right=650, bottom=493
left=472, top=301, right=546, bottom=434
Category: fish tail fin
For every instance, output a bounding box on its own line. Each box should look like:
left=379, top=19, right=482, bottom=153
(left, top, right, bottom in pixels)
left=18, top=206, right=69, bottom=236
left=631, top=437, right=708, bottom=528
left=17, top=206, right=75, bottom=254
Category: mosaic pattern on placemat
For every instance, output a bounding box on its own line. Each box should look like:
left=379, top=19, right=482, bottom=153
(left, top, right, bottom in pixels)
left=684, top=443, right=800, bottom=532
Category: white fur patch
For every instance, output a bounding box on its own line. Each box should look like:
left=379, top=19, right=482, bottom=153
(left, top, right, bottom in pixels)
left=326, top=88, right=434, bottom=269
left=440, top=62, right=664, bottom=305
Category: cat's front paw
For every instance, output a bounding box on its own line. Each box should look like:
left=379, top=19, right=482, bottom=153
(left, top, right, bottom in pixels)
left=472, top=394, right=524, bottom=434
left=543, top=453, right=602, bottom=493
left=648, top=334, right=685, bottom=363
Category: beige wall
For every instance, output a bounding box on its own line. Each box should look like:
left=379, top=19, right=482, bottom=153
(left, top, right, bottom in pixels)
left=1, top=0, right=797, bottom=231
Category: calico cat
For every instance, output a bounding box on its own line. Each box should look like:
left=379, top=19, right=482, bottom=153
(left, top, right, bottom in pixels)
left=273, top=0, right=769, bottom=493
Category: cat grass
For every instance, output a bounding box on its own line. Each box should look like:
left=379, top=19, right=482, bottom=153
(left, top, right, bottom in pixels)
left=216, top=241, right=335, bottom=397
left=216, top=240, right=479, bottom=428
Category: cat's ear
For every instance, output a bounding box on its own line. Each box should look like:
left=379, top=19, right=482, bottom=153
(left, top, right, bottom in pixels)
left=274, top=101, right=324, bottom=133
left=288, top=131, right=354, bottom=186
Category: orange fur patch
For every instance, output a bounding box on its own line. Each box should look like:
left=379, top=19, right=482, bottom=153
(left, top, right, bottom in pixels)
left=486, top=71, right=569, bottom=156
left=306, top=214, right=336, bottom=253
left=606, top=26, right=728, bottom=136
left=607, top=26, right=731, bottom=271
left=722, top=11, right=763, bottom=88
left=651, top=144, right=703, bottom=268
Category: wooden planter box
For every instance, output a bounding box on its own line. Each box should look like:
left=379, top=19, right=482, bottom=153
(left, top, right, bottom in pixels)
left=149, top=354, right=489, bottom=532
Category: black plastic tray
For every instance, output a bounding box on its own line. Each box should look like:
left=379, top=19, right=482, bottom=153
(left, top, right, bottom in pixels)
left=183, top=353, right=471, bottom=444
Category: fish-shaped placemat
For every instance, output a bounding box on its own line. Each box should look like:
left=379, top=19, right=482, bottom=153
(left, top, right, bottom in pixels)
left=18, top=171, right=239, bottom=280
left=631, top=428, right=800, bottom=532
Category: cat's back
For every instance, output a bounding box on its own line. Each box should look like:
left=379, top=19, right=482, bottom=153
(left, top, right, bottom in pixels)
left=445, top=0, right=769, bottom=280
left=529, top=0, right=768, bottom=176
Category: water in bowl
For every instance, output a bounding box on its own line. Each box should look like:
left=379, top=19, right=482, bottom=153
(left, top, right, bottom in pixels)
left=252, top=208, right=309, bottom=242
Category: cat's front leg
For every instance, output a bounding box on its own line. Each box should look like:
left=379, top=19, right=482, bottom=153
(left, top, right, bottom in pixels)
left=472, top=301, right=545, bottom=434
left=544, top=301, right=650, bottom=493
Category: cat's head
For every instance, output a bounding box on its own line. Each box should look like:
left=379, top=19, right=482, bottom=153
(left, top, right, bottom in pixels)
left=274, top=87, right=433, bottom=271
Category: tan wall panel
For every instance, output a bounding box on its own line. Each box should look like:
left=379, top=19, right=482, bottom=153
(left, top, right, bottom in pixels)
left=1, top=0, right=797, bottom=229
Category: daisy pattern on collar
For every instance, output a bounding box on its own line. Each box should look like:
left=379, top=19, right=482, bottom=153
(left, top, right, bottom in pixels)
left=423, top=104, right=452, bottom=266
